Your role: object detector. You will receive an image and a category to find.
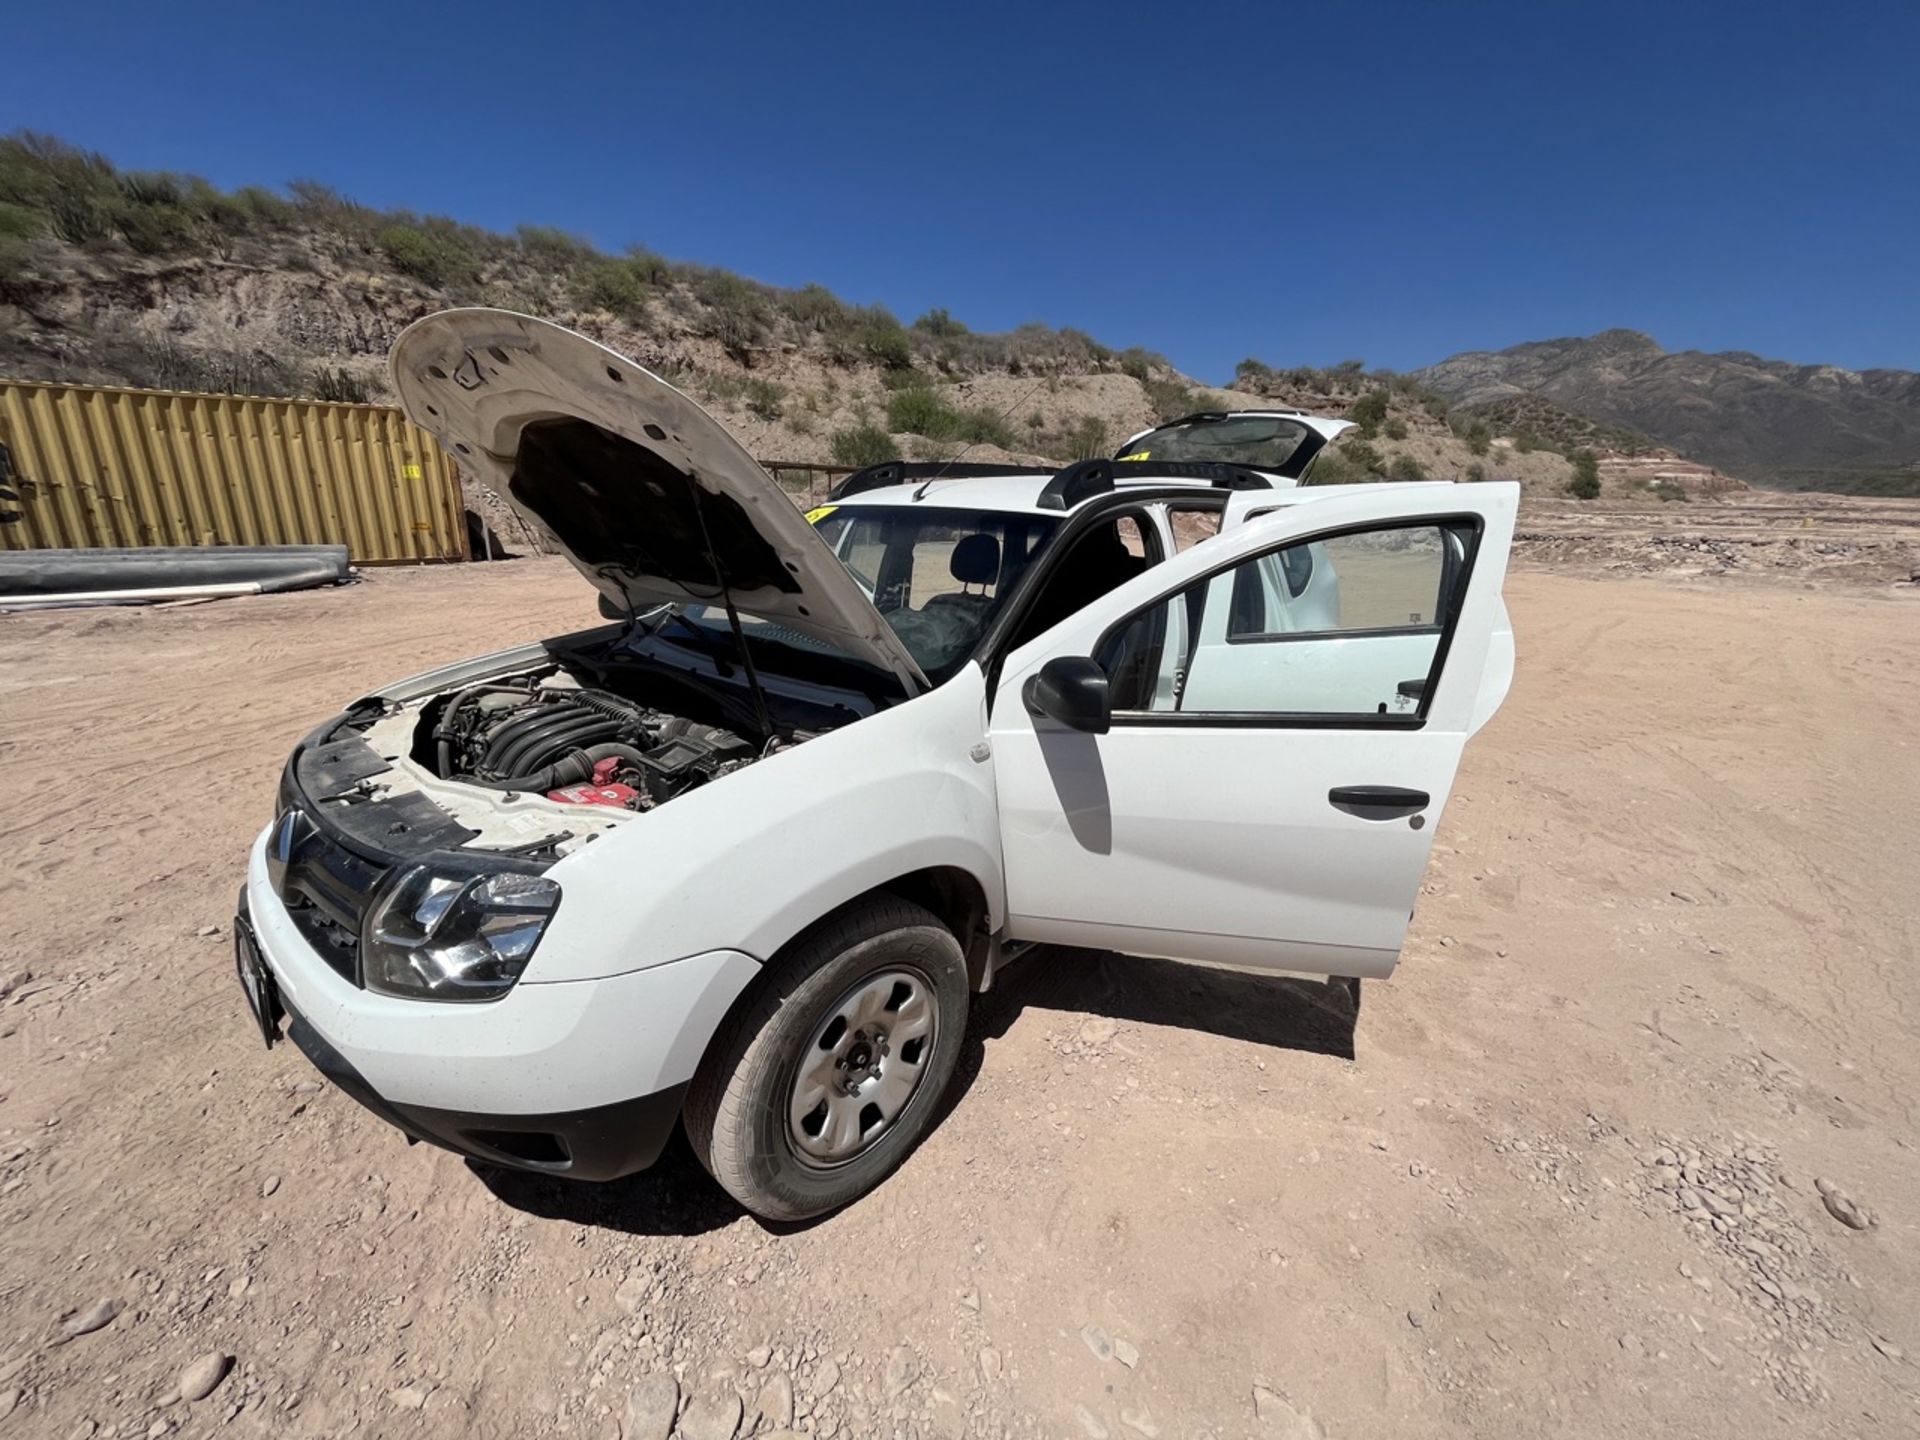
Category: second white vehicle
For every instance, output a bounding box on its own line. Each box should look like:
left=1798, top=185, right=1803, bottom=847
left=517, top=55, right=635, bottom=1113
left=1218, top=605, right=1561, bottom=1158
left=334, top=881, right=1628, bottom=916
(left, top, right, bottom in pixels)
left=234, top=310, right=1517, bottom=1220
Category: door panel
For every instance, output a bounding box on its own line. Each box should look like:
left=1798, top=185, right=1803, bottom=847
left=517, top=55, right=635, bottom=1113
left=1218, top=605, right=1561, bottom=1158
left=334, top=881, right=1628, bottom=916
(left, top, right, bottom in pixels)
left=989, top=483, right=1517, bottom=978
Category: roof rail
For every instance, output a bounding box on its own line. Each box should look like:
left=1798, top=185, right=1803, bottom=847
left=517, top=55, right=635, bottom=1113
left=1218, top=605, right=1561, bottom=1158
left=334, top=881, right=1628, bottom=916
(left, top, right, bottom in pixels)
left=1036, top=459, right=1273, bottom=511
left=827, top=460, right=1044, bottom=501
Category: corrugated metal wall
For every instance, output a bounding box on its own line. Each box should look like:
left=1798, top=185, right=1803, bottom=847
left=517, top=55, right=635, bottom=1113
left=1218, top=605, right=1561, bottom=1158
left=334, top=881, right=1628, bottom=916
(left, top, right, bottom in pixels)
left=0, top=380, right=467, bottom=564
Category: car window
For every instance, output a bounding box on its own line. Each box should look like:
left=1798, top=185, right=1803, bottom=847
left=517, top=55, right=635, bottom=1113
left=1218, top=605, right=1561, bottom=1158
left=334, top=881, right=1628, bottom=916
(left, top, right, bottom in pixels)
left=1006, top=508, right=1163, bottom=651
left=810, top=506, right=1057, bottom=680
left=1120, top=415, right=1314, bottom=471
left=1165, top=505, right=1222, bottom=553
left=1096, top=521, right=1473, bottom=720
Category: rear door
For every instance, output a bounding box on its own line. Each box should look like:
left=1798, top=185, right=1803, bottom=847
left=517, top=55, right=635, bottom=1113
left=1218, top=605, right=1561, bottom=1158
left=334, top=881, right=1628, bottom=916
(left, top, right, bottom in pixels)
left=988, top=483, right=1517, bottom=978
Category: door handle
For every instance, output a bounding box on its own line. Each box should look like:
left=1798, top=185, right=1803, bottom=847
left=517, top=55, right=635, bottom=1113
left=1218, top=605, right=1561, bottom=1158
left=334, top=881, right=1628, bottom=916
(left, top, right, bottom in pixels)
left=1329, top=785, right=1430, bottom=820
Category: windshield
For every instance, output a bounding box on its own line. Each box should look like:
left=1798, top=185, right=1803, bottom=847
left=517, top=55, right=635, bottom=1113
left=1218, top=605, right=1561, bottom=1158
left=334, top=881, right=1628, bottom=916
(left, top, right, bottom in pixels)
left=679, top=505, right=1056, bottom=683
left=1121, top=414, right=1314, bottom=471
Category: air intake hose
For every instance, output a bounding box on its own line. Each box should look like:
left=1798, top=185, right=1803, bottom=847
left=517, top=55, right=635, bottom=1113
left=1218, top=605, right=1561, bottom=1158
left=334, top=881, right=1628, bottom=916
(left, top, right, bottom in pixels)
left=468, top=742, right=650, bottom=794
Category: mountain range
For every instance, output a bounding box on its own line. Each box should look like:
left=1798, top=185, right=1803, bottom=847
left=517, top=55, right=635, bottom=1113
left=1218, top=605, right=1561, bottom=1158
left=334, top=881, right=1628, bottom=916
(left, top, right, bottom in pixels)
left=1417, top=331, right=1920, bottom=495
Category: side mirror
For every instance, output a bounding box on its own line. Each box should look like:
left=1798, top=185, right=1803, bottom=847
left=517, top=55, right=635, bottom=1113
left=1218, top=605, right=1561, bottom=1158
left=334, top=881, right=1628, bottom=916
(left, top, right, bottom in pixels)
left=598, top=594, right=626, bottom=621
left=1022, top=656, right=1111, bottom=734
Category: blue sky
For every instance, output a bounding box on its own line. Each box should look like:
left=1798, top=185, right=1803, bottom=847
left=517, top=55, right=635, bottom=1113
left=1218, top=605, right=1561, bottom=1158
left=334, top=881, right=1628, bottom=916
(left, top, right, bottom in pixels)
left=7, top=0, right=1916, bottom=380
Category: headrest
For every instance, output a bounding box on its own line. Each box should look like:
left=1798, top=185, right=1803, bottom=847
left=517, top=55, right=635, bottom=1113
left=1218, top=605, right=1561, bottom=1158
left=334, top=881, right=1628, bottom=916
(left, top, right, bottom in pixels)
left=949, top=533, right=1000, bottom=586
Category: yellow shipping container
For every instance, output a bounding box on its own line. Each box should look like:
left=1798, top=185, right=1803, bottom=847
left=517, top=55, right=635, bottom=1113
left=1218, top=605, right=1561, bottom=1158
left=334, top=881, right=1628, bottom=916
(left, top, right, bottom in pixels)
left=0, top=379, right=466, bottom=565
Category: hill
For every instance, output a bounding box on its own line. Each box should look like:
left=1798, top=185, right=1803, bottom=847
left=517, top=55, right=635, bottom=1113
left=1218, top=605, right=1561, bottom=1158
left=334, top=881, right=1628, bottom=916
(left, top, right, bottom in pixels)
left=2, top=132, right=1648, bottom=501
left=1417, top=330, right=1920, bottom=495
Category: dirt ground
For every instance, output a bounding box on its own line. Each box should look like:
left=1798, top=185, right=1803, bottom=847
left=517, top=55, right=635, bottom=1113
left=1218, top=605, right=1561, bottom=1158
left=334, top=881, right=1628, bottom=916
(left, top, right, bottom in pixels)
left=3, top=544, right=1918, bottom=1440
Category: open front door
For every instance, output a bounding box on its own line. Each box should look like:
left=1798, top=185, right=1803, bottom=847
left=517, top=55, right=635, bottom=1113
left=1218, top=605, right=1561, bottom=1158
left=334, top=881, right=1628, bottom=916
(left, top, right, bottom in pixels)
left=988, top=482, right=1517, bottom=978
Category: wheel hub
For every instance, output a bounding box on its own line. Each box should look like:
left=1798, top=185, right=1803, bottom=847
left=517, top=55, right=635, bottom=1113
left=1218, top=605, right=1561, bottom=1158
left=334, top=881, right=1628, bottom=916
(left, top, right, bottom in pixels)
left=788, top=969, right=938, bottom=1168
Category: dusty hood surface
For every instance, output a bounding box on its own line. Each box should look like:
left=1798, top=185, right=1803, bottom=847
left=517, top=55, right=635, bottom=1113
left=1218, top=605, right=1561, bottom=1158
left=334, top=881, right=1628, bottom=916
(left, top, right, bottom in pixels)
left=391, top=310, right=927, bottom=691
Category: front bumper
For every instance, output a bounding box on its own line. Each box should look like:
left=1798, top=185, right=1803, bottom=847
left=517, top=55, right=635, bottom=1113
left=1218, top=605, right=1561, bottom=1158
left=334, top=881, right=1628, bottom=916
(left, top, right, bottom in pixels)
left=282, top=993, right=687, bottom=1179
left=239, top=827, right=759, bottom=1180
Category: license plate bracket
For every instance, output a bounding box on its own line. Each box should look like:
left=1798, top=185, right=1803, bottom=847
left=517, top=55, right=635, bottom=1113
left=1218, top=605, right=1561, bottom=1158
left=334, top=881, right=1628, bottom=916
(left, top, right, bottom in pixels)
left=233, top=917, right=282, bottom=1049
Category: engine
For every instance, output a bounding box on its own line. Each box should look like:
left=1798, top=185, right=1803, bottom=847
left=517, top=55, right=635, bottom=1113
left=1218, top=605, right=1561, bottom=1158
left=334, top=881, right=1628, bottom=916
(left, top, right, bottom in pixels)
left=429, top=681, right=759, bottom=811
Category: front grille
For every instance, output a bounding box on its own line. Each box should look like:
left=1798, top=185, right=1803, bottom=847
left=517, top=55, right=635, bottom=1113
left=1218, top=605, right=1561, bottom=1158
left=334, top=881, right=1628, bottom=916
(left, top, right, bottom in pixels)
left=285, top=896, right=362, bottom=983
left=267, top=802, right=386, bottom=986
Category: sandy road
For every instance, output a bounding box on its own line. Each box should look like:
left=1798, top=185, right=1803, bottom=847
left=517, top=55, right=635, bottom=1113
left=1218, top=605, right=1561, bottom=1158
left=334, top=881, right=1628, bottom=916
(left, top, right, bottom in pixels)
left=1, top=557, right=1917, bottom=1439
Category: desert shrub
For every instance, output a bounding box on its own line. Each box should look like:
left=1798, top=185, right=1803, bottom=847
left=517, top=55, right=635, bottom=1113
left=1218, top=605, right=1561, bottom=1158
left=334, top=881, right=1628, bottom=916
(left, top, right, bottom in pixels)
left=856, top=308, right=914, bottom=371
left=1466, top=461, right=1488, bottom=482
left=1027, top=410, right=1045, bottom=430
left=119, top=170, right=185, bottom=208
left=1234, top=357, right=1274, bottom=388
left=1460, top=418, right=1492, bottom=455
left=744, top=377, right=785, bottom=421
left=952, top=405, right=1014, bottom=448
left=1387, top=454, right=1428, bottom=482
left=1651, top=479, right=1690, bottom=502
left=1119, top=348, right=1153, bottom=381
left=233, top=186, right=291, bottom=228
left=913, top=307, right=968, bottom=338
left=377, top=224, right=477, bottom=287
left=1144, top=376, right=1203, bottom=422
left=1341, top=437, right=1383, bottom=473
left=1306, top=447, right=1365, bottom=485
left=573, top=258, right=650, bottom=319
left=0, top=201, right=44, bottom=278
left=782, top=283, right=848, bottom=333
left=885, top=385, right=957, bottom=437
left=285, top=180, right=379, bottom=243
left=830, top=423, right=896, bottom=467
left=311, top=366, right=372, bottom=404
left=1513, top=431, right=1539, bottom=453
left=0, top=201, right=41, bottom=240
left=1345, top=389, right=1389, bottom=436
left=517, top=225, right=596, bottom=270
left=0, top=134, right=118, bottom=243
left=622, top=248, right=671, bottom=285
left=688, top=269, right=771, bottom=354
left=1064, top=415, right=1108, bottom=459
left=699, top=374, right=747, bottom=406
left=1383, top=417, right=1408, bottom=441
left=1568, top=448, right=1601, bottom=499
left=114, top=184, right=202, bottom=256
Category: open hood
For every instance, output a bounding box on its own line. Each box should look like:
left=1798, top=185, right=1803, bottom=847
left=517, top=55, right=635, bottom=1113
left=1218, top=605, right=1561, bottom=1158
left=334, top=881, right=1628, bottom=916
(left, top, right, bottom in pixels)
left=391, top=309, right=928, bottom=693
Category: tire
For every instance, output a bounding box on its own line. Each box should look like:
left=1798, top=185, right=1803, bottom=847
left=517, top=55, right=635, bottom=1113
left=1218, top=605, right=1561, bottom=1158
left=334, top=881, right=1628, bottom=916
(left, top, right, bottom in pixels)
left=684, top=896, right=969, bottom=1221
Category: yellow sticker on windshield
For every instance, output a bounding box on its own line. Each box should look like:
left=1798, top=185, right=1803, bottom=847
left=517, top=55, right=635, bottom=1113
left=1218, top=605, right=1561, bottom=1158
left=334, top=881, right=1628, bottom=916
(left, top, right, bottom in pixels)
left=804, top=505, right=838, bottom=525
left=1119, top=450, right=1151, bottom=462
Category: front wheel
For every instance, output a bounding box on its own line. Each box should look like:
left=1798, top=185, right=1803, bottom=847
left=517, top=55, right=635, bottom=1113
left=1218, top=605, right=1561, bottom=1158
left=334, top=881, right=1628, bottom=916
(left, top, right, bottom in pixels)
left=684, top=897, right=969, bottom=1221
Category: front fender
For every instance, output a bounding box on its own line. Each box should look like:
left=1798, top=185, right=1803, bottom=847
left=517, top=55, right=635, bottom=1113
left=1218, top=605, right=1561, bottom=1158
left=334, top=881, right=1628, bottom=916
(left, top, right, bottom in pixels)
left=528, top=665, right=1004, bottom=982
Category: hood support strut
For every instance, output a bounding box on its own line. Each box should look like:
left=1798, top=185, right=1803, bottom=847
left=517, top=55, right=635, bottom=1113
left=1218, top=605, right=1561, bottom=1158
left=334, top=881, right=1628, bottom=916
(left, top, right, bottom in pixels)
left=689, top=471, right=774, bottom=742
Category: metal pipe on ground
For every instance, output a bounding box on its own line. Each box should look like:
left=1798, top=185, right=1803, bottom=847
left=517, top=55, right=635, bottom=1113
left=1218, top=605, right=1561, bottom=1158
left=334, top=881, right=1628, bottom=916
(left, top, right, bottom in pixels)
left=0, top=545, right=352, bottom=608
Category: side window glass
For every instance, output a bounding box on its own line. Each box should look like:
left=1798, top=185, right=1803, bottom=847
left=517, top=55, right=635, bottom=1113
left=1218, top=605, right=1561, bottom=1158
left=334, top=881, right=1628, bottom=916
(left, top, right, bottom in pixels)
left=1114, top=513, right=1156, bottom=561
left=1094, top=521, right=1471, bottom=720
left=1165, top=506, right=1221, bottom=553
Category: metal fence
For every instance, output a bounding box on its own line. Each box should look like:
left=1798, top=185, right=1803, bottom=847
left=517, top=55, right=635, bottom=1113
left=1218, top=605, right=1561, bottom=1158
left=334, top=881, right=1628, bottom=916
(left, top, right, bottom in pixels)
left=760, top=461, right=858, bottom=509
left=0, top=379, right=466, bottom=565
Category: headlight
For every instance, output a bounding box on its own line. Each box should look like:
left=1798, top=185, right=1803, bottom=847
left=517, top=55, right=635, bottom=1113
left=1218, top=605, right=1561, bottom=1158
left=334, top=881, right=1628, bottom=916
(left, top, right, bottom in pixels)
left=362, top=864, right=561, bottom=1002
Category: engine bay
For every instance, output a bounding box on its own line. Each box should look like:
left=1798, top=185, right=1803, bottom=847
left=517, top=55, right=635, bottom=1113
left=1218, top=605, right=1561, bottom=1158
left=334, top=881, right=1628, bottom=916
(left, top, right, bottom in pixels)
left=425, top=677, right=775, bottom=812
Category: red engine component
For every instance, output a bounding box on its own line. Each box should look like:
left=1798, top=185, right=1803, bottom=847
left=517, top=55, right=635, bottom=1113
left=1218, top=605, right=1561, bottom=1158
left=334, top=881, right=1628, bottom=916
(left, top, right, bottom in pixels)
left=547, top=757, right=642, bottom=809
left=546, top=781, right=642, bottom=809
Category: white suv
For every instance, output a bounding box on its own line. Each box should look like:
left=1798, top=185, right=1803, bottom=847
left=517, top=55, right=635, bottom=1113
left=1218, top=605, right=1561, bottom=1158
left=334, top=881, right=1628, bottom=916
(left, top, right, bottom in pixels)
left=234, top=310, right=1516, bottom=1220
